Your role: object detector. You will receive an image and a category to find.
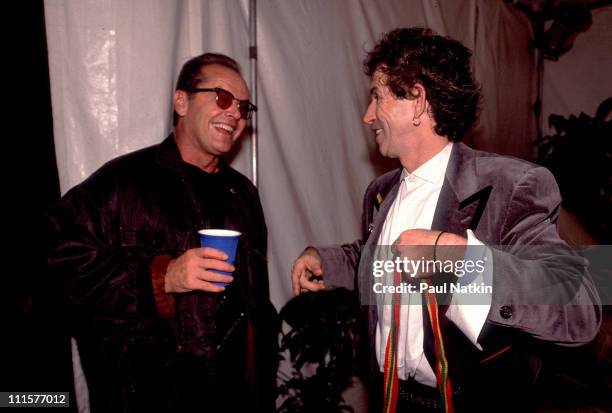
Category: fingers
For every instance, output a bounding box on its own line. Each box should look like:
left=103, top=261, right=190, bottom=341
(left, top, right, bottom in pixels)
left=291, top=269, right=326, bottom=296
left=298, top=276, right=326, bottom=295
left=199, top=257, right=234, bottom=273
left=302, top=247, right=323, bottom=275
left=194, top=246, right=229, bottom=261
left=165, top=248, right=235, bottom=294
left=291, top=249, right=324, bottom=296
left=180, top=272, right=230, bottom=293
left=394, top=228, right=437, bottom=246
left=290, top=264, right=302, bottom=296
left=198, top=267, right=234, bottom=285
left=291, top=256, right=310, bottom=296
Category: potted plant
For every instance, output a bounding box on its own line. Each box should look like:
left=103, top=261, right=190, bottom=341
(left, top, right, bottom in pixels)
left=533, top=98, right=611, bottom=244
left=277, top=288, right=366, bottom=413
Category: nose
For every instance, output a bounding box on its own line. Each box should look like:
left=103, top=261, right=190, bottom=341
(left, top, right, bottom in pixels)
left=363, top=99, right=376, bottom=125
left=226, top=100, right=242, bottom=120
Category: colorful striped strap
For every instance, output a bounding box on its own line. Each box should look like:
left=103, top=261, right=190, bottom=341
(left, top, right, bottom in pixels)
left=383, top=270, right=401, bottom=413
left=423, top=278, right=455, bottom=413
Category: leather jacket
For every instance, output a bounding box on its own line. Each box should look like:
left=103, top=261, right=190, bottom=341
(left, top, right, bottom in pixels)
left=47, top=135, right=278, bottom=412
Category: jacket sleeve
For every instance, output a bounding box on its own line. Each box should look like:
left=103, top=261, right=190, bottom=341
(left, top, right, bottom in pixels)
left=485, top=166, right=601, bottom=346
left=314, top=177, right=382, bottom=291
left=316, top=242, right=362, bottom=291
left=47, top=183, right=162, bottom=337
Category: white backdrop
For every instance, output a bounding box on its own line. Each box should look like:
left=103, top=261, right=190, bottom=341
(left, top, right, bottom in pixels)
left=44, top=1, right=611, bottom=411
left=45, top=0, right=548, bottom=310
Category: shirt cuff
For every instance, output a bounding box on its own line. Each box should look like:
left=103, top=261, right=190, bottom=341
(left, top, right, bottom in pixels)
left=151, top=254, right=176, bottom=319
left=445, top=230, right=492, bottom=350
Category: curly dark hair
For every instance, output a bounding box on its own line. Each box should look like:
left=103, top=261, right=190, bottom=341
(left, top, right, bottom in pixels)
left=364, top=27, right=481, bottom=141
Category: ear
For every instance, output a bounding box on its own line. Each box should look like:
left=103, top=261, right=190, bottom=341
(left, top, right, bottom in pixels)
left=173, top=90, right=189, bottom=117
left=411, top=84, right=428, bottom=119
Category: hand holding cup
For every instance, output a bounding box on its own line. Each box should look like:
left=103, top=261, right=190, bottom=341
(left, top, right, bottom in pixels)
left=165, top=246, right=235, bottom=293
left=198, top=229, right=241, bottom=287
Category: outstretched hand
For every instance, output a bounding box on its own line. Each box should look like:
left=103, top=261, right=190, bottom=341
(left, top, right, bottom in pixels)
left=291, top=247, right=325, bottom=296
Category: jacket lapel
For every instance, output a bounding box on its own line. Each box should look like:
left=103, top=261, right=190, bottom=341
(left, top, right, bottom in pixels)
left=432, top=143, right=490, bottom=235
left=359, top=169, right=402, bottom=378
left=360, top=170, right=401, bottom=311
left=368, top=186, right=400, bottom=246
left=427, top=143, right=497, bottom=374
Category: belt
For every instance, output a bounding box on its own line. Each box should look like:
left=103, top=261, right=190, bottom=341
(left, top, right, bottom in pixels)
left=375, top=373, right=468, bottom=412
left=396, top=377, right=466, bottom=412
left=397, top=378, right=443, bottom=412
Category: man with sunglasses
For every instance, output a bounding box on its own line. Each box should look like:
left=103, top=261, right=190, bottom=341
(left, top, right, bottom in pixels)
left=48, top=53, right=278, bottom=412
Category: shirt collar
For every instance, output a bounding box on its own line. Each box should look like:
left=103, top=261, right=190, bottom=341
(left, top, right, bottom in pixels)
left=400, top=142, right=453, bottom=185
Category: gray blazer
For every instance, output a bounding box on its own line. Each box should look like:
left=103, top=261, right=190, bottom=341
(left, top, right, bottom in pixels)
left=316, top=143, right=601, bottom=390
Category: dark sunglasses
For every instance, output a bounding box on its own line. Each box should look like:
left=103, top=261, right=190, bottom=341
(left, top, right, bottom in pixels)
left=187, top=87, right=257, bottom=120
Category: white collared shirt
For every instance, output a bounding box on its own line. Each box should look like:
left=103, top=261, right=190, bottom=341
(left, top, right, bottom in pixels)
left=374, top=142, right=491, bottom=386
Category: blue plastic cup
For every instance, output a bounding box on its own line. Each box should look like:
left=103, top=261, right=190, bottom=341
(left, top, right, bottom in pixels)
left=198, top=229, right=241, bottom=287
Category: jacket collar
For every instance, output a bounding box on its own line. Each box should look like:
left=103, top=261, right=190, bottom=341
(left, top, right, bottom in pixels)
left=432, top=142, right=475, bottom=234
left=155, top=133, right=186, bottom=173
left=155, top=133, right=227, bottom=176
left=432, top=142, right=492, bottom=235
left=367, top=142, right=484, bottom=243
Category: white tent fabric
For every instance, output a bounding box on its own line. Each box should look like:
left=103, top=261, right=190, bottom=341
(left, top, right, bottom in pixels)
left=45, top=0, right=540, bottom=310
left=44, top=1, right=611, bottom=411
left=45, top=0, right=253, bottom=195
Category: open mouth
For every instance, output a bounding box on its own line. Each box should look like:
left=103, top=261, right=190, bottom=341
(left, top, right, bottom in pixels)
left=212, top=122, right=236, bottom=134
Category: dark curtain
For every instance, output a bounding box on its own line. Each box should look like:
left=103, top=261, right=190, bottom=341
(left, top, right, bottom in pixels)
left=3, top=1, right=74, bottom=410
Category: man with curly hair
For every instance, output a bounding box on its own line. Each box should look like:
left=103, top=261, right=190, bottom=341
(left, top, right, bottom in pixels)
left=292, top=28, right=600, bottom=412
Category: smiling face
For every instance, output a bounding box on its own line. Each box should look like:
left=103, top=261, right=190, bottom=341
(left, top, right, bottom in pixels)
left=362, top=70, right=417, bottom=159
left=174, top=64, right=249, bottom=170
